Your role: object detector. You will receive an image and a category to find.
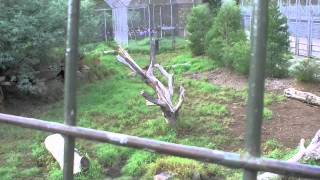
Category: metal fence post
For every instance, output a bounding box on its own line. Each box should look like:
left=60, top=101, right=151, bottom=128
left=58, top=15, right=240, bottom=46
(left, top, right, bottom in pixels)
left=244, top=0, right=269, bottom=179
left=64, top=0, right=80, bottom=179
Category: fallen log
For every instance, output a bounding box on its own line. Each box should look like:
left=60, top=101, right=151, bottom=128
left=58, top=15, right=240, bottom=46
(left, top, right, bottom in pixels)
left=44, top=134, right=89, bottom=174
left=284, top=88, right=320, bottom=106
left=258, top=130, right=320, bottom=180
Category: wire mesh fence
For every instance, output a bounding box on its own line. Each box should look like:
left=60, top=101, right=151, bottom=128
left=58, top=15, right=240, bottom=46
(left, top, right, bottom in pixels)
left=241, top=0, right=320, bottom=58
left=97, top=0, right=201, bottom=47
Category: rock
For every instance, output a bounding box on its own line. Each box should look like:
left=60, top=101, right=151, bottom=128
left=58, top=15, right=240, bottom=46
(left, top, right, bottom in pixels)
left=154, top=172, right=173, bottom=180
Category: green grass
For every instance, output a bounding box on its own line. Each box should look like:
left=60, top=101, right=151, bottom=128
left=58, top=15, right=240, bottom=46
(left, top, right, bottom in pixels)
left=165, top=53, right=218, bottom=75
left=1, top=41, right=293, bottom=179
left=128, top=37, right=188, bottom=54
left=263, top=108, right=273, bottom=121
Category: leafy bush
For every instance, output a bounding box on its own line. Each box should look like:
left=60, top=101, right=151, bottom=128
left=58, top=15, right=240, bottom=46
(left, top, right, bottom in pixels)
left=224, top=40, right=251, bottom=74
left=187, top=4, right=213, bottom=56
left=291, top=58, right=320, bottom=82
left=205, top=4, right=249, bottom=71
left=0, top=0, right=101, bottom=94
left=203, top=0, right=222, bottom=11
left=266, top=2, right=290, bottom=77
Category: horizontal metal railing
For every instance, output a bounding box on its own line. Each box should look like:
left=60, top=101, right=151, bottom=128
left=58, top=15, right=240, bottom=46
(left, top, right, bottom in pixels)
left=1, top=113, right=320, bottom=178
left=2, top=0, right=319, bottom=179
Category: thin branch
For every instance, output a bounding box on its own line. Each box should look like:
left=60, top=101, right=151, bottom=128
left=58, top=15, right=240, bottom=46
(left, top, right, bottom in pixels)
left=117, top=56, right=136, bottom=73
left=141, top=91, right=165, bottom=107
left=155, top=64, right=174, bottom=97
left=117, top=46, right=147, bottom=78
left=175, top=86, right=185, bottom=111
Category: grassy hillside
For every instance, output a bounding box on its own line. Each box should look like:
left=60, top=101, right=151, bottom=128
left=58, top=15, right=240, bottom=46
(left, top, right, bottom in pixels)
left=0, top=41, right=299, bottom=180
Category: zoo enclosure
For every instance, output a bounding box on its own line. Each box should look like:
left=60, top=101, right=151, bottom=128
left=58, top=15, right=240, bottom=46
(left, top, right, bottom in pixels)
left=1, top=0, right=320, bottom=180
left=241, top=0, right=320, bottom=58
left=98, top=0, right=201, bottom=46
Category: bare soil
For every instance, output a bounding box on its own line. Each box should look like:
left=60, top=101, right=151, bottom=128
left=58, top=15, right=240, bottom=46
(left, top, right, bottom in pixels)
left=229, top=100, right=320, bottom=148
left=188, top=68, right=296, bottom=92
left=189, top=68, right=320, bottom=149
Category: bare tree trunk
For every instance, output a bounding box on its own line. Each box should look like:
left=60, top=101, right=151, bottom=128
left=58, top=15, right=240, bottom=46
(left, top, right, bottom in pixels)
left=116, top=41, right=185, bottom=127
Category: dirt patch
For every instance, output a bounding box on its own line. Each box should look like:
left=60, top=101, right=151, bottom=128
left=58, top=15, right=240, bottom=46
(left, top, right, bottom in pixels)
left=190, top=68, right=320, bottom=149
left=228, top=100, right=320, bottom=148
left=187, top=68, right=296, bottom=92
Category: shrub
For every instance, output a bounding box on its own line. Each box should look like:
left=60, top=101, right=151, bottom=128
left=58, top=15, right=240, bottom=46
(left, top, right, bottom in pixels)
left=187, top=4, right=213, bottom=56
left=224, top=40, right=251, bottom=74
left=205, top=4, right=248, bottom=69
left=203, top=0, right=222, bottom=11
left=291, top=58, right=320, bottom=82
left=0, top=0, right=101, bottom=94
left=266, top=2, right=291, bottom=77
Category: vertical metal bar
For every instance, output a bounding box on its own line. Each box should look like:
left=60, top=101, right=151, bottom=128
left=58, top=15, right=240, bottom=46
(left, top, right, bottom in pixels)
left=295, top=0, right=299, bottom=55
left=170, top=0, right=175, bottom=49
left=152, top=3, right=155, bottom=31
left=160, top=6, right=163, bottom=38
left=64, top=0, right=80, bottom=179
left=307, top=0, right=312, bottom=57
left=148, top=0, right=151, bottom=39
left=104, top=11, right=107, bottom=41
left=244, top=0, right=268, bottom=179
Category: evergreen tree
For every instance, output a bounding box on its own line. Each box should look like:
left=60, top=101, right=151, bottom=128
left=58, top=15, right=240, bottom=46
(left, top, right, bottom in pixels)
left=266, top=2, right=290, bottom=77
left=187, top=4, right=213, bottom=56
left=203, top=0, right=222, bottom=12
left=205, top=4, right=248, bottom=67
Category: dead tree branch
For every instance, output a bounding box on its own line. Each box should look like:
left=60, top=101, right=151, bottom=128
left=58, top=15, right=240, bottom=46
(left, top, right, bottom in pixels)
left=258, top=130, right=320, bottom=180
left=116, top=42, right=184, bottom=127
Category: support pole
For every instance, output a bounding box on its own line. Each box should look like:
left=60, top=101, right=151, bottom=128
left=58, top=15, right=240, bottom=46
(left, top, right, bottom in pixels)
left=148, top=0, right=151, bottom=39
left=170, top=0, right=175, bottom=49
left=160, top=6, right=163, bottom=38
left=244, top=0, right=268, bottom=179
left=307, top=0, right=312, bottom=57
left=64, top=0, right=80, bottom=179
left=295, top=0, right=299, bottom=55
left=104, top=11, right=107, bottom=41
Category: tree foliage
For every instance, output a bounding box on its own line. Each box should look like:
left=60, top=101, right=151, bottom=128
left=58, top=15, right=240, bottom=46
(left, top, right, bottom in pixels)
left=205, top=3, right=249, bottom=74
left=203, top=0, right=222, bottom=12
left=0, top=0, right=101, bottom=94
left=187, top=4, right=213, bottom=56
left=266, top=2, right=290, bottom=77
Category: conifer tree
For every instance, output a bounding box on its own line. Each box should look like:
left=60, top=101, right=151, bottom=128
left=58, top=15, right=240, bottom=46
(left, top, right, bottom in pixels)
left=266, top=1, right=290, bottom=77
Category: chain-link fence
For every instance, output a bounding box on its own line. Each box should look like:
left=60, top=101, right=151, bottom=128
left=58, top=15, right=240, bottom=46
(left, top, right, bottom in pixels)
left=241, top=0, right=320, bottom=58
